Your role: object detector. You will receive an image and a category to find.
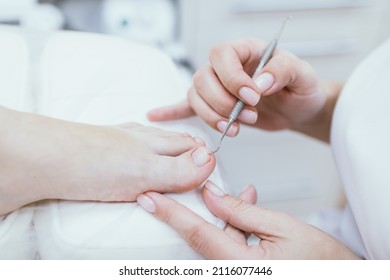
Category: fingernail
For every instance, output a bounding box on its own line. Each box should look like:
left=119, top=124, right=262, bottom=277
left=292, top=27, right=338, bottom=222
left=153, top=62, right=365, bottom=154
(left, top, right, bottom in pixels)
left=254, top=72, right=274, bottom=93
left=205, top=181, right=225, bottom=196
left=217, top=120, right=238, bottom=136
left=238, top=87, right=260, bottom=106
left=191, top=146, right=211, bottom=167
left=238, top=109, right=257, bottom=124
left=137, top=194, right=156, bottom=213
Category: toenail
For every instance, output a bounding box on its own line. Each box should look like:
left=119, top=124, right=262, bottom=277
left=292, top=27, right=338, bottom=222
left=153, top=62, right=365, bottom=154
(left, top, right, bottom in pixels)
left=192, top=146, right=211, bottom=167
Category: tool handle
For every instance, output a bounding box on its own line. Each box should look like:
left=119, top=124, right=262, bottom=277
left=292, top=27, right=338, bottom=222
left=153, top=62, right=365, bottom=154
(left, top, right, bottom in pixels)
left=229, top=100, right=245, bottom=121
left=229, top=39, right=277, bottom=122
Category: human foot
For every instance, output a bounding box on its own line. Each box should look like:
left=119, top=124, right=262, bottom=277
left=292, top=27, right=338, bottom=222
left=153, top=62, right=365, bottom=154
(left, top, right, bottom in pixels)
left=0, top=107, right=216, bottom=215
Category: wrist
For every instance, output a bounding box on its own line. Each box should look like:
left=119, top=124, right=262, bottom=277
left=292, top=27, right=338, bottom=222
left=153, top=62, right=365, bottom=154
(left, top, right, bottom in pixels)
left=324, top=236, right=363, bottom=260
left=293, top=81, right=342, bottom=143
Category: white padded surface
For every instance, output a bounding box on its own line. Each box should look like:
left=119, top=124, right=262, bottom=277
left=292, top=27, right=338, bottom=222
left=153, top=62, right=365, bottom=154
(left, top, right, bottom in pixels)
left=33, top=32, right=226, bottom=259
left=331, top=38, right=390, bottom=259
left=0, top=209, right=35, bottom=260
left=0, top=27, right=35, bottom=260
left=0, top=27, right=30, bottom=111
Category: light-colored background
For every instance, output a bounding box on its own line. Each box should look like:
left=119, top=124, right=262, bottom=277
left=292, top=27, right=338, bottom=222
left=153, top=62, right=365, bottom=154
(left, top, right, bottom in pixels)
left=1, top=0, right=389, bottom=219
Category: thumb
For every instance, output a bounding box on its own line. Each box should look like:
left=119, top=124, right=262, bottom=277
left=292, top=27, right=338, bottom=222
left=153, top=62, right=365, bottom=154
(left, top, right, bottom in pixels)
left=147, top=99, right=195, bottom=121
left=202, top=181, right=289, bottom=238
left=223, top=184, right=258, bottom=243
left=137, top=191, right=249, bottom=259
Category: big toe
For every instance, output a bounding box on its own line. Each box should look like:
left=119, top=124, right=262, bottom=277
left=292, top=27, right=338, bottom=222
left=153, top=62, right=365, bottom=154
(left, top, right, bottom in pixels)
left=152, top=146, right=216, bottom=193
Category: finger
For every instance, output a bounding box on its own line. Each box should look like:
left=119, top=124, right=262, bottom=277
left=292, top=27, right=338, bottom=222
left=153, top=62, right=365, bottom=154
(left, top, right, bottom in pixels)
left=210, top=39, right=266, bottom=106
left=151, top=146, right=216, bottom=193
left=253, top=49, right=318, bottom=97
left=237, top=184, right=258, bottom=205
left=137, top=192, right=249, bottom=259
left=224, top=184, right=257, bottom=243
left=202, top=181, right=289, bottom=239
left=147, top=99, right=195, bottom=121
left=188, top=86, right=240, bottom=137
left=192, top=66, right=257, bottom=125
left=193, top=65, right=238, bottom=118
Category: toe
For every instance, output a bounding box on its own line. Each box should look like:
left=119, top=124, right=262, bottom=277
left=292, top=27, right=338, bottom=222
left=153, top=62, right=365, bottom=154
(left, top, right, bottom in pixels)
left=151, top=146, right=216, bottom=193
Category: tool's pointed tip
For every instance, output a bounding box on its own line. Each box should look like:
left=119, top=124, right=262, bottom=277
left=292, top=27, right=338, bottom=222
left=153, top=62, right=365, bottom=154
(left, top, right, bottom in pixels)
left=209, top=146, right=220, bottom=155
left=276, top=16, right=293, bottom=40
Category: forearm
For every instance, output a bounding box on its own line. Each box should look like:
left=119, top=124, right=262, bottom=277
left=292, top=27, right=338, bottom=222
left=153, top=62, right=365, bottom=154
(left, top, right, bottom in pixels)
left=293, top=81, right=343, bottom=143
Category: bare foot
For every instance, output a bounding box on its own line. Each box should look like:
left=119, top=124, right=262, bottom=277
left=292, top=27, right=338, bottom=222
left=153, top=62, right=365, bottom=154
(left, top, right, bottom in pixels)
left=0, top=107, right=216, bottom=215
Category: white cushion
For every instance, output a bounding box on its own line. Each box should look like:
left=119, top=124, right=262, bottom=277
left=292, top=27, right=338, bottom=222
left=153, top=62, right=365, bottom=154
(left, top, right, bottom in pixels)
left=0, top=209, right=35, bottom=260
left=0, top=26, right=30, bottom=111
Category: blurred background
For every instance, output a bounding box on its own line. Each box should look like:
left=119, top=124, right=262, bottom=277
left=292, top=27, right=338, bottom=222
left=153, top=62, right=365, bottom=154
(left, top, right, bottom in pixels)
left=1, top=0, right=389, bottom=219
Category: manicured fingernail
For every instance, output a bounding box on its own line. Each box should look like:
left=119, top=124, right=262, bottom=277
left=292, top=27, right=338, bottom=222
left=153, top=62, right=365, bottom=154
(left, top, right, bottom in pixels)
left=205, top=181, right=225, bottom=196
left=239, top=87, right=260, bottom=106
left=217, top=120, right=238, bottom=136
left=238, top=109, right=257, bottom=124
left=254, top=72, right=274, bottom=93
left=137, top=194, right=156, bottom=213
left=192, top=146, right=211, bottom=167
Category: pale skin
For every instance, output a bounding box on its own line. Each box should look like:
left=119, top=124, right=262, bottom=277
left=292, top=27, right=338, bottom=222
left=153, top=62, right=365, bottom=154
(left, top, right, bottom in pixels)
left=0, top=106, right=216, bottom=216
left=138, top=182, right=360, bottom=259
left=143, top=38, right=361, bottom=259
left=148, top=39, right=342, bottom=143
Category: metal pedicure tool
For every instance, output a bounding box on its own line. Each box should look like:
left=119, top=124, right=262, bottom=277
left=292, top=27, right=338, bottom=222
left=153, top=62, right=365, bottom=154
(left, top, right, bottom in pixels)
left=211, top=16, right=291, bottom=154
